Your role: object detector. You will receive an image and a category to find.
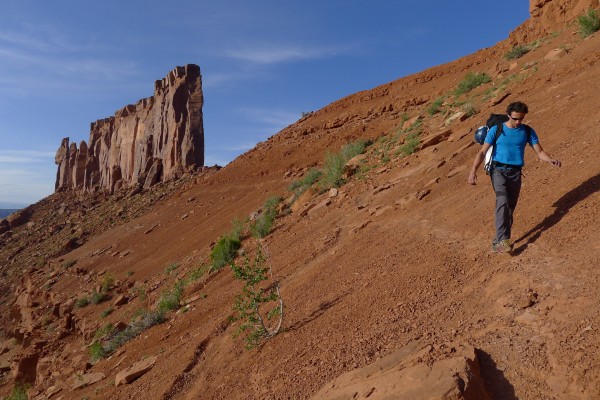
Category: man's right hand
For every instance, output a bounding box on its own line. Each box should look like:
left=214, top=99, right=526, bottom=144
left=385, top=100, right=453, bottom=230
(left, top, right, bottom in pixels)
left=468, top=170, right=477, bottom=185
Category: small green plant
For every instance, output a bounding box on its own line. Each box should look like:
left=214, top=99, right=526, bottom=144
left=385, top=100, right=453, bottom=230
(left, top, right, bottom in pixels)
left=94, top=324, right=114, bottom=340
left=462, top=102, right=478, bottom=117
left=454, top=72, right=491, bottom=96
left=579, top=9, right=600, bottom=37
left=164, top=263, right=178, bottom=275
left=427, top=97, right=444, bottom=115
left=398, top=132, right=421, bottom=156
left=90, top=289, right=107, bottom=305
left=210, top=235, right=242, bottom=270
left=288, top=168, right=322, bottom=194
left=135, top=287, right=148, bottom=302
left=318, top=140, right=367, bottom=190
left=187, top=264, right=210, bottom=282
left=230, top=242, right=283, bottom=349
left=101, top=274, right=115, bottom=292
left=505, top=45, right=531, bottom=60
left=63, top=260, right=77, bottom=269
left=101, top=307, right=114, bottom=318
left=75, top=297, right=90, bottom=308
left=89, top=341, right=106, bottom=362
left=6, top=382, right=29, bottom=400
left=156, top=280, right=184, bottom=313
left=90, top=310, right=165, bottom=361
left=230, top=217, right=248, bottom=241
left=250, top=196, right=282, bottom=239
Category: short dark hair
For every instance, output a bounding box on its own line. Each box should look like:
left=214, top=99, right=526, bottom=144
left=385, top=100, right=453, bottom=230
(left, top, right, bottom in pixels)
left=507, top=101, right=529, bottom=115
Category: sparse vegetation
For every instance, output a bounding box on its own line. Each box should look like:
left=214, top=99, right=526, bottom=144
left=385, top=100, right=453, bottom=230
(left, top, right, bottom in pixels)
left=579, top=9, right=600, bottom=37
left=90, top=289, right=107, bottom=305
left=101, top=307, right=114, bottom=318
left=101, top=274, right=114, bottom=292
left=187, top=264, right=211, bottom=282
left=156, top=280, right=184, bottom=313
left=75, top=297, right=90, bottom=308
left=210, top=235, right=242, bottom=270
left=427, top=97, right=444, bottom=115
left=505, top=44, right=531, bottom=60
left=462, top=102, right=478, bottom=117
left=319, top=140, right=367, bottom=189
left=5, top=383, right=29, bottom=400
left=90, top=309, right=165, bottom=362
left=288, top=168, right=322, bottom=196
left=454, top=72, right=491, bottom=96
left=250, top=196, right=282, bottom=239
left=89, top=341, right=106, bottom=362
left=165, top=263, right=178, bottom=275
left=63, top=260, right=76, bottom=269
left=230, top=242, right=283, bottom=349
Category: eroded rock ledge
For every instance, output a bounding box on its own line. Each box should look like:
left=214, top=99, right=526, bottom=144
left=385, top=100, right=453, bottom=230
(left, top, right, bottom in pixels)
left=55, top=64, right=204, bottom=194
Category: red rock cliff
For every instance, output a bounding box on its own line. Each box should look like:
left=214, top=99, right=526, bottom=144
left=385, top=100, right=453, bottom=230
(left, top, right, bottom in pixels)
left=55, top=64, right=204, bottom=193
left=510, top=0, right=599, bottom=43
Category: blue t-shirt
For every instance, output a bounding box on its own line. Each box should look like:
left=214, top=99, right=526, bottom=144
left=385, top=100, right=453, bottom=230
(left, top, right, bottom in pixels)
left=484, top=123, right=539, bottom=166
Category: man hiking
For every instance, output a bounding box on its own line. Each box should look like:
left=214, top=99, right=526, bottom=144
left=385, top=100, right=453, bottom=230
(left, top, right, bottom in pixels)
left=467, top=101, right=561, bottom=253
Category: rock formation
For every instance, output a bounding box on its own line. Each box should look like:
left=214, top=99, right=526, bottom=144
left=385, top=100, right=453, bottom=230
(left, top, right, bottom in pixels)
left=55, top=64, right=204, bottom=194
left=510, top=0, right=600, bottom=43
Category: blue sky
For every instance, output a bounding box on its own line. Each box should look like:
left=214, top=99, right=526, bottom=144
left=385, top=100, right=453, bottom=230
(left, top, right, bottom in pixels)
left=0, top=1, right=529, bottom=208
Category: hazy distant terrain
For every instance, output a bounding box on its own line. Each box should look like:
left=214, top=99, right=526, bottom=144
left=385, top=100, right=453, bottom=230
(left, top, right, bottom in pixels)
left=0, top=209, right=19, bottom=219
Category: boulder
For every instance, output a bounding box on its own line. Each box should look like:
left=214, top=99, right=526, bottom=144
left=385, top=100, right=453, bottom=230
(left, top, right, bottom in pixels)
left=115, top=356, right=158, bottom=386
left=73, top=371, right=106, bottom=390
left=311, top=342, right=490, bottom=400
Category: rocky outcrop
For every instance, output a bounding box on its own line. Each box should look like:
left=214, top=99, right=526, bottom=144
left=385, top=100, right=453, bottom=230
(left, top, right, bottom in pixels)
left=510, top=0, right=600, bottom=43
left=55, top=64, right=204, bottom=194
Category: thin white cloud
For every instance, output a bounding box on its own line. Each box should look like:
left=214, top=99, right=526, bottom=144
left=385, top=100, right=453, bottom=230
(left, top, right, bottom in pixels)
left=204, top=154, right=230, bottom=167
left=221, top=143, right=257, bottom=152
left=224, top=44, right=345, bottom=65
left=240, top=108, right=298, bottom=129
left=0, top=150, right=55, bottom=163
left=0, top=168, right=54, bottom=205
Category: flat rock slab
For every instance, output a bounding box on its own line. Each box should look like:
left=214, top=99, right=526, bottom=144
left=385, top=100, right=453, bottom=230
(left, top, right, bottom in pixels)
left=73, top=372, right=106, bottom=390
left=311, top=342, right=490, bottom=400
left=115, top=355, right=158, bottom=387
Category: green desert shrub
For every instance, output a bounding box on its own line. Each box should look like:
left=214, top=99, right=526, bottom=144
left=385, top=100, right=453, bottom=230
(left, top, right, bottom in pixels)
left=89, top=289, right=107, bottom=305
left=454, top=72, right=491, bottom=96
left=250, top=196, right=282, bottom=239
left=427, top=97, right=444, bottom=115
left=579, top=9, right=600, bottom=37
left=6, top=383, right=29, bottom=400
left=505, top=45, right=531, bottom=60
left=156, top=281, right=184, bottom=313
left=91, top=310, right=165, bottom=361
left=210, top=235, right=242, bottom=270
left=230, top=243, right=283, bottom=349
left=319, top=140, right=367, bottom=189
left=288, top=168, right=322, bottom=194
left=75, top=297, right=90, bottom=308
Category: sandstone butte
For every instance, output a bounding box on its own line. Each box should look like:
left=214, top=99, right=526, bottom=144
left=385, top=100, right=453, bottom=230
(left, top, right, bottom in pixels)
left=54, top=64, right=204, bottom=194
left=2, top=0, right=600, bottom=399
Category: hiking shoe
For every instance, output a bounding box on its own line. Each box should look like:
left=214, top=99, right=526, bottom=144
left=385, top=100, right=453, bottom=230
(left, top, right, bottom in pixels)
left=492, top=239, right=513, bottom=253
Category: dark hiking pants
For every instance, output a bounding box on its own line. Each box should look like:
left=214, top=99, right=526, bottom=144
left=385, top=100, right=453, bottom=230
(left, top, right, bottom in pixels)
left=490, top=166, right=522, bottom=243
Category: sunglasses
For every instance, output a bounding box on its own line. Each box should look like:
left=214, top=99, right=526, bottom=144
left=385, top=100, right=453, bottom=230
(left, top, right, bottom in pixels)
left=508, top=115, right=525, bottom=121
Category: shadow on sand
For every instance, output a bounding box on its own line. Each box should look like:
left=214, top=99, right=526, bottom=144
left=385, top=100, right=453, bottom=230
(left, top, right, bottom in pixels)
left=513, top=172, right=600, bottom=254
left=476, top=349, right=518, bottom=400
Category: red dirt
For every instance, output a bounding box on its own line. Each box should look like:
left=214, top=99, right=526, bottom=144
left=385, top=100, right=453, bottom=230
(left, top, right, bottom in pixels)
left=1, top=8, right=600, bottom=400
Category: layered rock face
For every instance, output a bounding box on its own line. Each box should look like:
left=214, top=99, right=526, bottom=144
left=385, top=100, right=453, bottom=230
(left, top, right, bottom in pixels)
left=510, top=0, right=599, bottom=43
left=55, top=64, right=204, bottom=193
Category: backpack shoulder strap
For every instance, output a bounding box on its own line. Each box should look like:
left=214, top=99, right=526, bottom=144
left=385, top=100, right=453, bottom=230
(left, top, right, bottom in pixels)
left=492, top=122, right=504, bottom=145
left=524, top=124, right=532, bottom=145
